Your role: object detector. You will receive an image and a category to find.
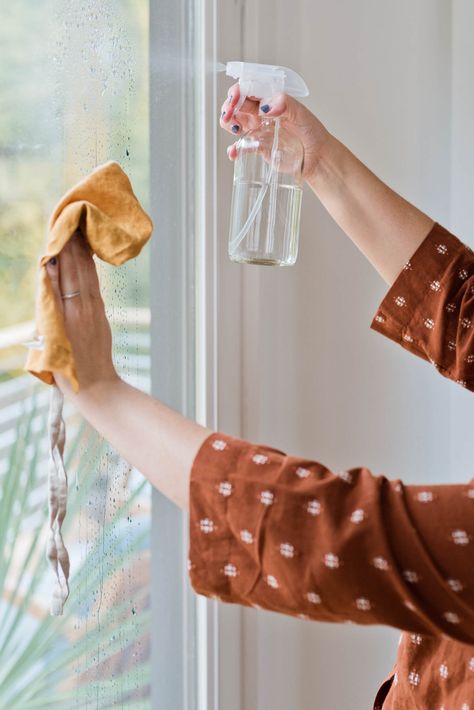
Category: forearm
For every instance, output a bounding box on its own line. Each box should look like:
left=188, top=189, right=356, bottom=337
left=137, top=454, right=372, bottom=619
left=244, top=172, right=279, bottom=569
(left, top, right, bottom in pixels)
left=308, top=133, right=435, bottom=285
left=72, top=378, right=212, bottom=510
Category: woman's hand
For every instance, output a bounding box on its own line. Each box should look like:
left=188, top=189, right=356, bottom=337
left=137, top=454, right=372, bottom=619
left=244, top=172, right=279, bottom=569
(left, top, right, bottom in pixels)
left=46, top=231, right=120, bottom=398
left=220, top=83, right=330, bottom=182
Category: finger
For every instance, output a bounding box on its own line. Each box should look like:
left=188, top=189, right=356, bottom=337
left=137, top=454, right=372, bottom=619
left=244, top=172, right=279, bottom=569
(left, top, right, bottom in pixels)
left=226, top=143, right=238, bottom=161
left=220, top=110, right=263, bottom=138
left=58, top=233, right=81, bottom=306
left=45, top=256, right=64, bottom=314
left=220, top=83, right=240, bottom=125
left=70, top=231, right=102, bottom=301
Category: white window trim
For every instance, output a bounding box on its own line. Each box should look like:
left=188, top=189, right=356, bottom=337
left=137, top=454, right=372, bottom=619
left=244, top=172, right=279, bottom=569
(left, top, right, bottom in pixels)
left=149, top=0, right=244, bottom=708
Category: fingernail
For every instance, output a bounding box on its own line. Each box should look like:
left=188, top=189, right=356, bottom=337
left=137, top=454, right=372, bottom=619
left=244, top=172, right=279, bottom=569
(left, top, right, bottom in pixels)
left=228, top=94, right=233, bottom=102
left=231, top=124, right=240, bottom=134
left=48, top=257, right=57, bottom=266
left=260, top=104, right=271, bottom=114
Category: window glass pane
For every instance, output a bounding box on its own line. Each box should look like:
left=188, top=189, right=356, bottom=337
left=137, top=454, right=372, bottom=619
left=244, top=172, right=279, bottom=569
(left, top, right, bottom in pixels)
left=0, top=1, right=151, bottom=707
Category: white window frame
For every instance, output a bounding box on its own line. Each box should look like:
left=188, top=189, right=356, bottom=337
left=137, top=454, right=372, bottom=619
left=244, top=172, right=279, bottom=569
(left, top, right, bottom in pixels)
left=149, top=0, right=244, bottom=707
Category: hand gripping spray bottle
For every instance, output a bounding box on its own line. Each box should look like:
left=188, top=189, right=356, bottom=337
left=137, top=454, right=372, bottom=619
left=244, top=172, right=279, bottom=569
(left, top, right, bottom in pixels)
left=224, top=61, right=309, bottom=266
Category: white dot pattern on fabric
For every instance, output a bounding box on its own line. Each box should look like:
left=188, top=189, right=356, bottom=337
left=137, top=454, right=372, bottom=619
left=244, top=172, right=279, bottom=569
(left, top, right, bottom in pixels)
left=260, top=490, right=274, bottom=506
left=266, top=575, right=279, bottom=589
left=200, top=518, right=214, bottom=533
left=461, top=318, right=472, bottom=329
left=410, top=634, right=422, bottom=645
left=296, top=467, right=310, bottom=478
left=307, top=499, right=321, bottom=516
left=355, top=597, right=372, bottom=611
left=439, top=664, right=449, bottom=679
left=212, top=439, right=227, bottom=451
left=224, top=563, right=237, bottom=577
left=448, top=340, right=457, bottom=351
left=436, top=243, right=448, bottom=254
left=402, top=334, right=414, bottom=343
left=306, top=592, right=322, bottom=604
left=395, top=296, right=406, bottom=307
left=375, top=314, right=386, bottom=323
left=444, top=611, right=461, bottom=624
left=372, top=556, right=389, bottom=571
left=324, top=553, right=340, bottom=569
left=218, top=481, right=232, bottom=497
left=446, top=302, right=457, bottom=313
left=424, top=318, right=435, bottom=330
left=416, top=491, right=434, bottom=503
left=253, top=454, right=268, bottom=465
left=240, top=530, right=253, bottom=544
left=350, top=509, right=365, bottom=523
left=280, top=543, right=295, bottom=559
left=459, top=268, right=469, bottom=280
left=404, top=261, right=412, bottom=270
left=336, top=470, right=353, bottom=484
left=467, top=355, right=474, bottom=364
left=447, top=578, right=464, bottom=592
left=452, top=529, right=470, bottom=545
left=430, top=280, right=441, bottom=291
left=408, top=671, right=421, bottom=686
left=403, top=570, right=420, bottom=584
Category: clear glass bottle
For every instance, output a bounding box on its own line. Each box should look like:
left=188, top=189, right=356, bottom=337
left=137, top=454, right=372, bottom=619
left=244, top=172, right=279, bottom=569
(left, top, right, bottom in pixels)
left=228, top=117, right=304, bottom=266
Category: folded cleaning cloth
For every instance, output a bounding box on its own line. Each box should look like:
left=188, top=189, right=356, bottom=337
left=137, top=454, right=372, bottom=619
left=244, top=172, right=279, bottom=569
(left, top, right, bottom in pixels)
left=25, top=161, right=153, bottom=615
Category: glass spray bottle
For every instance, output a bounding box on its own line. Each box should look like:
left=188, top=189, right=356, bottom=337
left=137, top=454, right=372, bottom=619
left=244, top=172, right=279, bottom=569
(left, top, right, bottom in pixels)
left=223, top=62, right=309, bottom=266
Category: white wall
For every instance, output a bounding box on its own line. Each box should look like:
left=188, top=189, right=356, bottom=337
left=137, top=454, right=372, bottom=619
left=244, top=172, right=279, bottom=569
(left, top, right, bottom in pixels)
left=216, top=1, right=470, bottom=708
left=449, top=0, right=474, bottom=480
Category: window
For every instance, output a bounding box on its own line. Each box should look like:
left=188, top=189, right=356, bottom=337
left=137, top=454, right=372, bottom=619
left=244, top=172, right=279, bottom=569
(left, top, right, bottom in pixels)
left=0, top=2, right=151, bottom=706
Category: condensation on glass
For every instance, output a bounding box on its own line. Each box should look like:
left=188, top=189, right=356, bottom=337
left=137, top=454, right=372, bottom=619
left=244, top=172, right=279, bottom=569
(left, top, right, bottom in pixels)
left=0, top=0, right=151, bottom=706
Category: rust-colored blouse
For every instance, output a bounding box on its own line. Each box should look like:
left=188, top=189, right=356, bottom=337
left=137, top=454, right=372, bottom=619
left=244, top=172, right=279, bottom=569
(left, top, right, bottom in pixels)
left=188, top=223, right=474, bottom=709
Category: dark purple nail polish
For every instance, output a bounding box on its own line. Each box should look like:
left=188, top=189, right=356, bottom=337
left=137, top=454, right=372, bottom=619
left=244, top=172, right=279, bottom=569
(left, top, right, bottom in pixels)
left=261, top=104, right=271, bottom=114
left=231, top=124, right=240, bottom=134
left=48, top=256, right=57, bottom=266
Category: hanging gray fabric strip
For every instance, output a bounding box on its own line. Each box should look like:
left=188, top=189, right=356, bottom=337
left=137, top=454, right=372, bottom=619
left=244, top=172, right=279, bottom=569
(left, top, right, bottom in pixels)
left=46, top=384, right=70, bottom=616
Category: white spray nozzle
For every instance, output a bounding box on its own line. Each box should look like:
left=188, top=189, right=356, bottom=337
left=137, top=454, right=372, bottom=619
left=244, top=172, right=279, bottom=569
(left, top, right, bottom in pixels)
left=221, top=61, right=309, bottom=114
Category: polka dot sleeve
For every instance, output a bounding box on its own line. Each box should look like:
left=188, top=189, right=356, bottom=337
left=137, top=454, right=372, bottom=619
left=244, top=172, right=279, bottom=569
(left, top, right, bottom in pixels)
left=371, top=222, right=474, bottom=391
left=189, top=433, right=474, bottom=644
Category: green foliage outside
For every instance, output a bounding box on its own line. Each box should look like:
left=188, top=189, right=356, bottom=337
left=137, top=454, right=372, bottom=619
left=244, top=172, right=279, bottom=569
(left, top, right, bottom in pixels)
left=0, top=394, right=151, bottom=708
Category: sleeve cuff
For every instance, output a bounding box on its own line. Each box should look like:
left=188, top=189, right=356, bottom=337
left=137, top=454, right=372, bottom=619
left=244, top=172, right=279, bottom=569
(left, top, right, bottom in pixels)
left=188, top=433, right=271, bottom=606
left=370, top=222, right=470, bottom=375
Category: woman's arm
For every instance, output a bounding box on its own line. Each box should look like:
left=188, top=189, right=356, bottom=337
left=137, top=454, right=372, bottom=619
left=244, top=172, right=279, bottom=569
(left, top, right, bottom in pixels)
left=189, top=431, right=474, bottom=643
left=46, top=233, right=211, bottom=510
left=221, top=86, right=434, bottom=284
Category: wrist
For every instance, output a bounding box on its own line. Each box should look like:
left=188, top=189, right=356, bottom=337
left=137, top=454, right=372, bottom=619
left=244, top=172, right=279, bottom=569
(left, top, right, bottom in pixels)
left=305, top=132, right=346, bottom=195
left=73, top=373, right=124, bottom=412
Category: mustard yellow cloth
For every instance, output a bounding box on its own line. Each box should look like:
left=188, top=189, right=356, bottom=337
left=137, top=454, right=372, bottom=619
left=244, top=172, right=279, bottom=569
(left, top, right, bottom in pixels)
left=26, top=161, right=153, bottom=392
